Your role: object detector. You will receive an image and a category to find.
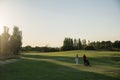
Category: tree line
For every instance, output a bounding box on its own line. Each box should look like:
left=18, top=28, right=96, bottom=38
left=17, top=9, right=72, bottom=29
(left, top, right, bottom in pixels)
left=61, top=38, right=82, bottom=51
left=22, top=38, right=83, bottom=52
left=0, top=26, right=22, bottom=59
left=61, top=37, right=120, bottom=51
left=88, top=40, right=120, bottom=51
left=22, top=37, right=120, bottom=52
left=1, top=26, right=119, bottom=59
left=22, top=46, right=60, bottom=52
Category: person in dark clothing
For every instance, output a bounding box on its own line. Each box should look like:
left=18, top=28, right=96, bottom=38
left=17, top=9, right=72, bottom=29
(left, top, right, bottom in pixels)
left=83, top=54, right=87, bottom=65
left=83, top=54, right=90, bottom=66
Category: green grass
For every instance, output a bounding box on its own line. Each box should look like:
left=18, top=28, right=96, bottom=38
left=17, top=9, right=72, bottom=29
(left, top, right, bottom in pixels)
left=0, top=50, right=120, bottom=80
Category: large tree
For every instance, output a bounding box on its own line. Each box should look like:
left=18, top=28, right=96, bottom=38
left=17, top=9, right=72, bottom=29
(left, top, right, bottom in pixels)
left=9, top=26, right=22, bottom=55
left=0, top=26, right=10, bottom=55
left=77, top=38, right=82, bottom=50
left=113, top=40, right=120, bottom=48
left=62, top=37, right=74, bottom=51
left=82, top=39, right=87, bottom=49
left=62, top=38, right=83, bottom=51
left=73, top=39, right=78, bottom=50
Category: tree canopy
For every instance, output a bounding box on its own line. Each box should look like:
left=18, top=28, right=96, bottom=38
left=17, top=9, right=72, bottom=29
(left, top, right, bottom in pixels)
left=0, top=26, right=22, bottom=59
left=61, top=37, right=120, bottom=51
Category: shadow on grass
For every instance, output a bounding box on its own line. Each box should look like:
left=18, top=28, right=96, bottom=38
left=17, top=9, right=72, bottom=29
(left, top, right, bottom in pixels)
left=21, top=53, right=120, bottom=66
left=0, top=58, right=119, bottom=80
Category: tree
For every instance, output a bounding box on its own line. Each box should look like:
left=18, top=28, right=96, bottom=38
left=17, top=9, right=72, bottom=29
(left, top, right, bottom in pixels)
left=77, top=38, right=82, bottom=50
left=62, top=38, right=83, bottom=51
left=1, top=26, right=10, bottom=55
left=113, top=40, right=120, bottom=48
left=85, top=46, right=95, bottom=50
left=95, top=41, right=101, bottom=49
left=105, top=41, right=112, bottom=50
left=23, top=45, right=32, bottom=51
left=82, top=39, right=87, bottom=49
left=69, top=38, right=74, bottom=50
left=9, top=26, right=22, bottom=55
left=73, top=39, right=77, bottom=50
left=61, top=37, right=74, bottom=51
left=0, top=26, right=22, bottom=59
left=100, top=41, right=106, bottom=49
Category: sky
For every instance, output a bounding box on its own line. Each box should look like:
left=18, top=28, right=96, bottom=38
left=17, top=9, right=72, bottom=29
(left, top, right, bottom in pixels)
left=0, top=0, right=120, bottom=47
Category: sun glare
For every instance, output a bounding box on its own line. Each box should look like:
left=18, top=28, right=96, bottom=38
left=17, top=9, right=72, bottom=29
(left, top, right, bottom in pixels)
left=0, top=26, right=3, bottom=34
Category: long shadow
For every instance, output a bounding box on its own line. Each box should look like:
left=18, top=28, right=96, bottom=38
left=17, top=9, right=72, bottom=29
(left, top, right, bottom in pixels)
left=21, top=54, right=120, bottom=78
left=21, top=54, right=75, bottom=64
left=0, top=58, right=119, bottom=80
left=21, top=53, right=120, bottom=67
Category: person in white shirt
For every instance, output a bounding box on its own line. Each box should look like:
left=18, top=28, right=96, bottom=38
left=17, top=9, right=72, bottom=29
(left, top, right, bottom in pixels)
left=75, top=54, right=79, bottom=64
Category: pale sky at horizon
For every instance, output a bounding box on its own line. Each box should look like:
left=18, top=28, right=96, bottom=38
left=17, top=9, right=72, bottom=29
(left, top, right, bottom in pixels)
left=0, top=0, right=120, bottom=47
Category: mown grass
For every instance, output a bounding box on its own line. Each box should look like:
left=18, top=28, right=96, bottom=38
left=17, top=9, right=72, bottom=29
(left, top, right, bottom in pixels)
left=0, top=50, right=120, bottom=80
